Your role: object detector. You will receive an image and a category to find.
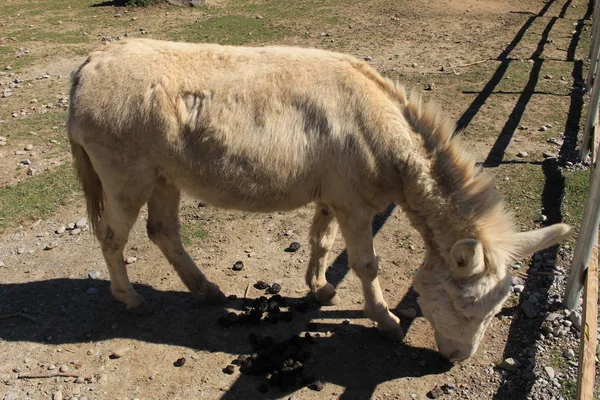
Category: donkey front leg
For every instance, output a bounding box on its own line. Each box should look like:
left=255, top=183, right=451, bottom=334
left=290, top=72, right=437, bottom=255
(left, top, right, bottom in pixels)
left=147, top=177, right=226, bottom=304
left=338, top=213, right=404, bottom=340
left=305, top=204, right=340, bottom=305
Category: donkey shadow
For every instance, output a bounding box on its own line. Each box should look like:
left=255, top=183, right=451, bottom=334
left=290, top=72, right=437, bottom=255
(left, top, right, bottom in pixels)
left=0, top=278, right=451, bottom=399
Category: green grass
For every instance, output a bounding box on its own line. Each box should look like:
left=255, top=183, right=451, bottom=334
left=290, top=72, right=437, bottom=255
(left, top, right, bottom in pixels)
left=0, top=164, right=80, bottom=231
left=562, top=169, right=590, bottom=228
left=496, top=163, right=545, bottom=224
left=181, top=222, right=208, bottom=246
left=169, top=15, right=287, bottom=45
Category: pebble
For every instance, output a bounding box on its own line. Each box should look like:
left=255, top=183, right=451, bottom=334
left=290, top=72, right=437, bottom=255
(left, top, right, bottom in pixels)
left=425, top=82, right=435, bottom=90
left=309, top=380, right=325, bottom=391
left=427, top=386, right=444, bottom=398
left=546, top=312, right=561, bottom=322
left=59, top=365, right=68, bottom=373
left=498, top=357, right=520, bottom=373
left=399, top=308, right=417, bottom=318
left=521, top=300, right=537, bottom=318
left=511, top=276, right=525, bottom=286
left=53, top=391, right=63, bottom=400
left=44, top=242, right=58, bottom=250
left=88, top=271, right=100, bottom=279
left=70, top=228, right=81, bottom=235
left=125, top=256, right=137, bottom=264
left=24, top=144, right=33, bottom=151
left=0, top=136, right=6, bottom=141
left=363, top=56, right=373, bottom=61
left=110, top=346, right=131, bottom=359
left=0, top=261, right=5, bottom=268
left=543, top=152, right=557, bottom=159
left=517, top=151, right=529, bottom=157
left=544, top=366, right=555, bottom=379
left=287, top=242, right=301, bottom=252
left=75, top=217, right=88, bottom=229
left=569, top=311, right=582, bottom=331
left=232, top=260, right=244, bottom=271
left=540, top=126, right=548, bottom=131
left=564, top=349, right=575, bottom=359
left=513, top=284, right=525, bottom=293
left=48, top=364, right=56, bottom=370
left=3, top=393, right=18, bottom=400
left=67, top=223, right=76, bottom=230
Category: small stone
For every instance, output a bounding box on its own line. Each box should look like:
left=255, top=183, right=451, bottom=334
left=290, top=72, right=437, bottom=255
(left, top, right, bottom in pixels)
left=53, top=391, right=63, bottom=400
left=517, top=151, right=529, bottom=157
left=569, top=311, right=582, bottom=331
left=511, top=276, right=525, bottom=286
left=513, top=284, right=525, bottom=293
left=544, top=74, right=553, bottom=79
left=110, top=346, right=131, bottom=359
left=0, top=261, right=5, bottom=268
left=521, top=300, right=537, bottom=318
left=425, top=82, right=435, bottom=90
left=541, top=214, right=548, bottom=222
left=76, top=376, right=85, bottom=383
left=44, top=242, right=58, bottom=251
left=67, top=222, right=76, bottom=230
left=564, top=349, right=575, bottom=359
left=3, top=392, right=18, bottom=400
left=287, top=242, right=301, bottom=252
left=546, top=312, right=561, bottom=322
left=59, top=365, right=69, bottom=373
left=24, top=144, right=33, bottom=151
left=88, top=271, right=100, bottom=279
left=498, top=357, right=520, bottom=373
left=125, top=256, right=137, bottom=264
left=48, top=364, right=56, bottom=370
left=232, top=261, right=244, bottom=271
left=70, top=228, right=81, bottom=235
left=75, top=217, right=88, bottom=229
left=540, top=126, right=548, bottom=131
left=542, top=152, right=557, bottom=159
left=399, top=308, right=417, bottom=318
left=15, top=150, right=26, bottom=156
left=544, top=366, right=555, bottom=379
left=363, top=56, right=373, bottom=61
left=173, top=357, right=186, bottom=367
left=2, top=89, right=13, bottom=98
left=309, top=380, right=325, bottom=391
left=427, top=386, right=444, bottom=399
left=222, top=365, right=235, bottom=374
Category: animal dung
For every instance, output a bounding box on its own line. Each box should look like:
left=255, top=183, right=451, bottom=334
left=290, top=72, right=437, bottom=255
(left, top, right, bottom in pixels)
left=222, top=365, right=235, bottom=375
left=173, top=357, right=186, bottom=367
left=286, top=242, right=301, bottom=252
left=232, top=260, right=244, bottom=271
left=217, top=293, right=297, bottom=328
left=224, top=333, right=317, bottom=392
left=254, top=280, right=270, bottom=290
left=266, top=282, right=281, bottom=294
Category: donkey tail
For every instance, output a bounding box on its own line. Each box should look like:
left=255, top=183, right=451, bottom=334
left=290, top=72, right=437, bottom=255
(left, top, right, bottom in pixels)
left=69, top=140, right=104, bottom=233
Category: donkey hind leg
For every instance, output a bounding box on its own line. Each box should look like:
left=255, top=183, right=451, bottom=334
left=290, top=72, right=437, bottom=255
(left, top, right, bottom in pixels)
left=147, top=177, right=226, bottom=304
left=338, top=213, right=404, bottom=340
left=306, top=204, right=340, bottom=305
left=96, top=188, right=152, bottom=315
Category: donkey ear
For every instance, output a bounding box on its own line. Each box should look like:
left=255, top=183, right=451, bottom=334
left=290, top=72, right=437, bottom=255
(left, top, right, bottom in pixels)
left=512, top=223, right=572, bottom=257
left=451, top=239, right=485, bottom=278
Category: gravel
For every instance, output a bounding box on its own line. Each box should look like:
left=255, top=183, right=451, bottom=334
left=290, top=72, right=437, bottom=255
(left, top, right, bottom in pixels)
left=521, top=300, right=537, bottom=318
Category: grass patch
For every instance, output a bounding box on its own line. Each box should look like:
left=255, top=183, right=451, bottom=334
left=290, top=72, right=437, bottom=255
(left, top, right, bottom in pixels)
left=562, top=169, right=589, bottom=228
left=169, top=15, right=286, bottom=45
left=559, top=378, right=576, bottom=400
left=181, top=222, right=208, bottom=246
left=0, top=164, right=79, bottom=232
left=496, top=163, right=545, bottom=224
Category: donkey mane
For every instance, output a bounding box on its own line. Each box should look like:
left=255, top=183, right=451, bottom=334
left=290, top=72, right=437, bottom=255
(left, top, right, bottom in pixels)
left=353, top=64, right=518, bottom=270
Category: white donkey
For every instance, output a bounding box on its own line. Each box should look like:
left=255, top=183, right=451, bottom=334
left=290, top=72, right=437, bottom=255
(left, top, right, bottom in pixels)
left=68, top=39, right=571, bottom=362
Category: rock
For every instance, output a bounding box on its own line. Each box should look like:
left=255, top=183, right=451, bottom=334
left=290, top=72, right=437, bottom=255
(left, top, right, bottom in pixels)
left=14, top=150, right=26, bottom=156
left=110, top=346, right=131, bottom=359
left=232, top=261, right=244, bottom=271
left=569, top=311, right=582, bottom=331
left=546, top=312, right=561, bottom=322
left=427, top=386, right=444, bottom=398
left=542, top=152, right=557, bottom=159
left=67, top=223, right=76, bottom=230
left=564, top=349, right=575, bottom=359
left=55, top=226, right=66, bottom=234
left=513, top=284, right=525, bottom=294
left=441, top=383, right=455, bottom=394
left=53, top=391, right=63, bottom=400
left=517, top=151, right=529, bottom=157
left=544, top=366, right=555, bottom=379
left=399, top=308, right=417, bottom=318
left=48, top=364, right=56, bottom=370
left=363, top=56, right=374, bottom=61
left=70, top=228, right=81, bottom=235
left=540, top=126, right=548, bottom=131
left=0, top=136, right=6, bottom=141
left=542, top=325, right=553, bottom=334
left=2, top=89, right=13, bottom=98
left=167, top=0, right=205, bottom=6
left=0, top=261, right=5, bottom=268
left=425, top=82, right=435, bottom=90
left=3, top=392, right=18, bottom=400
left=88, top=271, right=100, bottom=279
left=44, top=242, right=58, bottom=251
left=309, top=380, right=325, bottom=391
left=498, top=357, right=520, bottom=373
left=24, top=144, right=33, bottom=151
left=125, top=256, right=137, bottom=264
left=59, top=365, right=69, bottom=373
left=75, top=218, right=88, bottom=229
left=511, top=276, right=525, bottom=286
left=521, top=300, right=537, bottom=318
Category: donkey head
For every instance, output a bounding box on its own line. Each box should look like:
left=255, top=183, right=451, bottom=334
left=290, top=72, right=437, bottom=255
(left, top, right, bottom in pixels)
left=413, top=223, right=572, bottom=362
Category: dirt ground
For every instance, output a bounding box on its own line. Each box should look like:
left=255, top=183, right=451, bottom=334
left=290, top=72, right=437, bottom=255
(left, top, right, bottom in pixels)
left=0, top=0, right=596, bottom=399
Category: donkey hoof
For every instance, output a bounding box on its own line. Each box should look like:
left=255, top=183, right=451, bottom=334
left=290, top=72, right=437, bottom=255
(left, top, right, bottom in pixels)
left=128, top=301, right=153, bottom=316
left=315, top=284, right=339, bottom=306
left=386, top=326, right=405, bottom=342
left=202, top=282, right=227, bottom=305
